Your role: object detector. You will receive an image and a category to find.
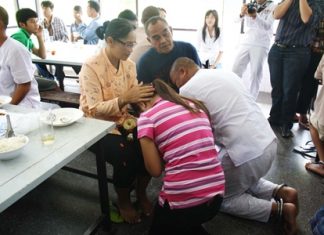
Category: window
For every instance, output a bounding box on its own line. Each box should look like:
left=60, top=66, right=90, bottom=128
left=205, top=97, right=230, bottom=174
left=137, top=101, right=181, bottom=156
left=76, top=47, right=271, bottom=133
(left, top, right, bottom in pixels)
left=0, top=0, right=18, bottom=27
left=37, top=0, right=88, bottom=26
left=17, top=0, right=36, bottom=10
left=100, top=0, right=136, bottom=22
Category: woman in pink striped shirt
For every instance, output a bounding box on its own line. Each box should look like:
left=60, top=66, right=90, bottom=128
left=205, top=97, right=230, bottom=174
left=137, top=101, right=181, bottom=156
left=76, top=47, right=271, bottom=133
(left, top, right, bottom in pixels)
left=136, top=79, right=225, bottom=235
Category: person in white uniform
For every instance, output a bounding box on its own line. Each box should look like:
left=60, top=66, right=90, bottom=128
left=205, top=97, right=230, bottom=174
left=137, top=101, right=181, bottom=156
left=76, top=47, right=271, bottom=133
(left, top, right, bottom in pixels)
left=196, top=9, right=224, bottom=69
left=170, top=57, right=298, bottom=235
left=232, top=0, right=276, bottom=99
left=0, top=6, right=40, bottom=109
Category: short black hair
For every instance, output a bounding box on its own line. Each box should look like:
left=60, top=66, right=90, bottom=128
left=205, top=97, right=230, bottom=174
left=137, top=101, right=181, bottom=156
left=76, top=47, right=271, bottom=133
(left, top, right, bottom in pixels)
left=88, top=1, right=100, bottom=13
left=141, top=6, right=160, bottom=25
left=118, top=9, right=137, bottom=22
left=16, top=8, right=38, bottom=26
left=96, top=18, right=135, bottom=41
left=73, top=5, right=82, bottom=12
left=0, top=5, right=8, bottom=28
left=41, top=1, right=54, bottom=9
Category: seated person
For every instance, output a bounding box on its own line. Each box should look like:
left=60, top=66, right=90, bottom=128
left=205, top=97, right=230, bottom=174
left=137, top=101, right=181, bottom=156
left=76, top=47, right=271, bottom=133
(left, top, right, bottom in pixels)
left=0, top=6, right=40, bottom=109
left=136, top=79, right=225, bottom=235
left=137, top=16, right=201, bottom=90
left=305, top=54, right=324, bottom=176
left=79, top=18, right=154, bottom=223
left=196, top=9, right=224, bottom=69
left=70, top=5, right=86, bottom=43
left=41, top=1, right=68, bottom=42
left=118, top=9, right=138, bottom=28
left=129, top=6, right=161, bottom=64
left=41, top=0, right=69, bottom=84
left=79, top=1, right=102, bottom=45
left=11, top=8, right=58, bottom=91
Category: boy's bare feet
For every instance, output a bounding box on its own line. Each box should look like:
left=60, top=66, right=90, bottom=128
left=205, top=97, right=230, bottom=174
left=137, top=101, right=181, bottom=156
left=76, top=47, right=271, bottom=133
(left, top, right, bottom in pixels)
left=305, top=162, right=324, bottom=177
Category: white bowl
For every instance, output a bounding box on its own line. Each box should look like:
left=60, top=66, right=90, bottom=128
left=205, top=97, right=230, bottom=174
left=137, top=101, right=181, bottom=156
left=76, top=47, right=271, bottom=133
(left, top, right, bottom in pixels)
left=0, top=135, right=29, bottom=160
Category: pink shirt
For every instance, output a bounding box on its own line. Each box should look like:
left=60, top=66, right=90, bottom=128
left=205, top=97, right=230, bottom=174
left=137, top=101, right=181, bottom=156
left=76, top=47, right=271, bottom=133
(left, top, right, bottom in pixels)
left=138, top=98, right=225, bottom=209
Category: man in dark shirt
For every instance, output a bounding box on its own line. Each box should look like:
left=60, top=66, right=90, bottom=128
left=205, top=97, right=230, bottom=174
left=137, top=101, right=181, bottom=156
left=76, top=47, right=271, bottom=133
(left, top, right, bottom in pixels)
left=268, top=0, right=319, bottom=138
left=137, top=16, right=201, bottom=90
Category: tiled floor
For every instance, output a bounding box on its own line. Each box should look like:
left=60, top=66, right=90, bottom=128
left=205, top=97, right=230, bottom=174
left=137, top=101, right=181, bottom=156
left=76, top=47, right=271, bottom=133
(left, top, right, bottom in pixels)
left=1, top=92, right=323, bottom=235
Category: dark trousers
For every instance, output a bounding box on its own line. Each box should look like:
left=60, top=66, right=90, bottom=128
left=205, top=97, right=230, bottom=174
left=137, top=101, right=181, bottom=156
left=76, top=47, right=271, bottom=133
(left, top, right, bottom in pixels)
left=36, top=64, right=55, bottom=79
left=35, top=63, right=65, bottom=80
left=102, top=133, right=148, bottom=188
left=268, top=44, right=311, bottom=129
left=149, top=195, right=223, bottom=235
left=296, top=51, right=322, bottom=114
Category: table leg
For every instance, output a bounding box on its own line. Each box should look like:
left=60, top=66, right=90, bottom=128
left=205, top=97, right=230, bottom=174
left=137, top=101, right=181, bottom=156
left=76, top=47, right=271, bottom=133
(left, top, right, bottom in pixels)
left=96, top=138, right=112, bottom=232
left=84, top=138, right=111, bottom=235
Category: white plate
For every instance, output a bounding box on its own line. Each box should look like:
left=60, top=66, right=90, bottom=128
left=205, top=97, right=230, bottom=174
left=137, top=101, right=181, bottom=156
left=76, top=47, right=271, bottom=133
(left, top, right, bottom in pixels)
left=40, top=108, right=84, bottom=127
left=0, top=96, right=12, bottom=107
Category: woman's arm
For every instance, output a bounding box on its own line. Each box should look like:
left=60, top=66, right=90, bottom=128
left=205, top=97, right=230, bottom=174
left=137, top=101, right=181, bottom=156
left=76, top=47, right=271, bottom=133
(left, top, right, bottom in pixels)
left=299, top=0, right=313, bottom=23
left=139, top=137, right=163, bottom=177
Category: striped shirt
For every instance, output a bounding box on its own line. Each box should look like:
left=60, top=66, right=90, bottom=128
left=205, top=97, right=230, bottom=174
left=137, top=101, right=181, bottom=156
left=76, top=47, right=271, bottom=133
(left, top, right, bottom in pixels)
left=275, top=0, right=319, bottom=47
left=137, top=98, right=225, bottom=209
left=42, top=16, right=69, bottom=42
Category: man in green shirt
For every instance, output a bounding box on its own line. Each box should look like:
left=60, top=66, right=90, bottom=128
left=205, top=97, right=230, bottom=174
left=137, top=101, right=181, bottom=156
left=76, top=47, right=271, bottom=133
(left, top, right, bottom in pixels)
left=11, top=8, right=46, bottom=59
left=11, top=8, right=58, bottom=91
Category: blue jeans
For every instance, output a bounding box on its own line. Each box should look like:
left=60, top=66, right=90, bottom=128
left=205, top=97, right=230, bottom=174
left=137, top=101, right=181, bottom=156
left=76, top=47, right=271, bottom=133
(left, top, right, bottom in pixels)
left=268, top=44, right=311, bottom=129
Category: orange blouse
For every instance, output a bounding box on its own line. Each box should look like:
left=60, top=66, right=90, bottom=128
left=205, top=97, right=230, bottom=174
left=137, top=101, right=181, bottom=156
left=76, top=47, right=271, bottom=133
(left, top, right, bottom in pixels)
left=79, top=48, right=138, bottom=133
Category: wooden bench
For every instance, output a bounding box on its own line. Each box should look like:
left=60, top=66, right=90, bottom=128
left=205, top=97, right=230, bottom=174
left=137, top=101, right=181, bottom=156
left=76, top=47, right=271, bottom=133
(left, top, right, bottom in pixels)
left=40, top=90, right=80, bottom=108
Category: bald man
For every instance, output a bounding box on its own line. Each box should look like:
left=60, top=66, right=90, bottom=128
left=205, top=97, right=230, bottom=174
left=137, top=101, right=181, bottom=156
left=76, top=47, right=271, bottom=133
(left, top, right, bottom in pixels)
left=170, top=57, right=298, bottom=235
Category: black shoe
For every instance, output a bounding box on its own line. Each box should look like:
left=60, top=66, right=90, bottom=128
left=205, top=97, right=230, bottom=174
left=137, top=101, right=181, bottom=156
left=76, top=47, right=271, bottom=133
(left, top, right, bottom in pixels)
left=281, top=126, right=294, bottom=138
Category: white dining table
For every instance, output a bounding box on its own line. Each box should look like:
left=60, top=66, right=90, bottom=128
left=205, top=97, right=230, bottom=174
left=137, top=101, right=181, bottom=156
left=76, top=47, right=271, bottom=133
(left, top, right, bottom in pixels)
left=0, top=104, right=115, bottom=233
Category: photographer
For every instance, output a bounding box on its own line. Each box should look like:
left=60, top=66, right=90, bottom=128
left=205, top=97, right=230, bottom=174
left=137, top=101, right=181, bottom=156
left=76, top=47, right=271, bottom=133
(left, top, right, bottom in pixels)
left=232, top=0, right=276, bottom=99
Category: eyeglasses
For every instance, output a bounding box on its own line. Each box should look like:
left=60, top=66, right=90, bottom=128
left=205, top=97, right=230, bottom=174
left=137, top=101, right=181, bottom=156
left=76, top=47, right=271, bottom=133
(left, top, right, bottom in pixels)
left=115, top=38, right=137, bottom=49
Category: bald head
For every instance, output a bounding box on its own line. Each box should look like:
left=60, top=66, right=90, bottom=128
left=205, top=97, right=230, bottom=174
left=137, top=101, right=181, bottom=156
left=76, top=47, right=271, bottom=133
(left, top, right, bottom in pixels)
left=170, top=57, right=200, bottom=88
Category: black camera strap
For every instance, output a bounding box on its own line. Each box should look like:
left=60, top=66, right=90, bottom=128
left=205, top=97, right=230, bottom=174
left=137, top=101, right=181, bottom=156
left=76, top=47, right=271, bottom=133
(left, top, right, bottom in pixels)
left=257, top=0, right=273, bottom=13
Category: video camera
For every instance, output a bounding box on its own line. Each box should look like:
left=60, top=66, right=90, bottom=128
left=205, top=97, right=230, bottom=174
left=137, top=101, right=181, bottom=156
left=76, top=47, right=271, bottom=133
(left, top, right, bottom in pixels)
left=247, top=1, right=257, bottom=14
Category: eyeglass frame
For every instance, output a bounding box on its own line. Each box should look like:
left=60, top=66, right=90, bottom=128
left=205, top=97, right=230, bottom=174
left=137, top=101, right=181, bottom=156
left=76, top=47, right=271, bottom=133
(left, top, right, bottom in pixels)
left=114, top=38, right=137, bottom=49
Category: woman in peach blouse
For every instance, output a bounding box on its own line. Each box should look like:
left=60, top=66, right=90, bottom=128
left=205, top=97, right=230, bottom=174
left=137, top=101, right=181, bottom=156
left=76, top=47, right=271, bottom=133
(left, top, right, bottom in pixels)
left=79, top=18, right=154, bottom=223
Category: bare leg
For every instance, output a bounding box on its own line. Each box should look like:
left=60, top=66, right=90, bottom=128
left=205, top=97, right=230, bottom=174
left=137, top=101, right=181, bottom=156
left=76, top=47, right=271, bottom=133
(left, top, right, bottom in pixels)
left=115, top=187, right=141, bottom=223
left=272, top=186, right=298, bottom=235
left=275, top=186, right=299, bottom=214
left=136, top=175, right=152, bottom=216
left=271, top=202, right=298, bottom=235
left=305, top=124, right=324, bottom=176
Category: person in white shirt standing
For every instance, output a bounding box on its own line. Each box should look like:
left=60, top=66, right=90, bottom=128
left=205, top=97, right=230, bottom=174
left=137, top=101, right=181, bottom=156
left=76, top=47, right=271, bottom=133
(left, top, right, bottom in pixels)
left=0, top=6, right=40, bottom=109
left=232, top=0, right=276, bottom=99
left=196, top=9, right=224, bottom=69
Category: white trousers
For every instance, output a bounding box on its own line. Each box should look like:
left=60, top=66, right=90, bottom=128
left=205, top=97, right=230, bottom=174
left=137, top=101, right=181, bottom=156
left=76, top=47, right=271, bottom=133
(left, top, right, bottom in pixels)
left=232, top=45, right=268, bottom=99
left=219, top=140, right=278, bottom=222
